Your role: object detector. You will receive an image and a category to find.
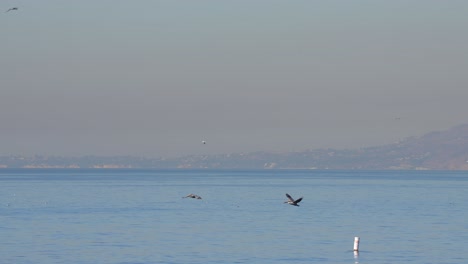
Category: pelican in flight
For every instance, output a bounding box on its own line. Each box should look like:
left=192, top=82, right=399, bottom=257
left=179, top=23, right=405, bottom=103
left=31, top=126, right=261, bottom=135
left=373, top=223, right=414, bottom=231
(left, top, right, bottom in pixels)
left=284, top=193, right=303, bottom=206
left=6, top=7, right=18, bottom=12
left=183, top=193, right=202, bottom=199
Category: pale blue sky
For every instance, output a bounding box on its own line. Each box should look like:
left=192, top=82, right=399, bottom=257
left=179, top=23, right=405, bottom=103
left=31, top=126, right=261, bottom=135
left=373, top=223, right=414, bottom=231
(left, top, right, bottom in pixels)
left=2, top=1, right=468, bottom=157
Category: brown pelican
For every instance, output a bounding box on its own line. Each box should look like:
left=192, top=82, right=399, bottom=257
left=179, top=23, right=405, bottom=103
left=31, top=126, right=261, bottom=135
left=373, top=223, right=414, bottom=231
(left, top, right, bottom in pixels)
left=284, top=193, right=302, bottom=206
left=183, top=193, right=202, bottom=199
left=6, top=7, right=18, bottom=12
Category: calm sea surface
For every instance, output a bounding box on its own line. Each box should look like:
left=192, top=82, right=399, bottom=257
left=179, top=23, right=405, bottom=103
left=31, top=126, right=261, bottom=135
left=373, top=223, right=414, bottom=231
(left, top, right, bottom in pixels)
left=1, top=169, right=468, bottom=264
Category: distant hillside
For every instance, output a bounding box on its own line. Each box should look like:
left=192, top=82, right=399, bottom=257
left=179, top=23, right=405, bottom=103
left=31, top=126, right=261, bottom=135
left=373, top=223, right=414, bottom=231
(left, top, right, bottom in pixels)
left=2, top=124, right=468, bottom=170
left=172, top=124, right=468, bottom=170
left=384, top=123, right=468, bottom=170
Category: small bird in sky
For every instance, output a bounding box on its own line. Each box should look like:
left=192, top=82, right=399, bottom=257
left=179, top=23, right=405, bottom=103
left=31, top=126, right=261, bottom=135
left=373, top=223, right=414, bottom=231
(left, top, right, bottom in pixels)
left=6, top=7, right=18, bottom=12
left=202, top=140, right=206, bottom=145
left=284, top=193, right=303, bottom=206
left=183, top=193, right=202, bottom=199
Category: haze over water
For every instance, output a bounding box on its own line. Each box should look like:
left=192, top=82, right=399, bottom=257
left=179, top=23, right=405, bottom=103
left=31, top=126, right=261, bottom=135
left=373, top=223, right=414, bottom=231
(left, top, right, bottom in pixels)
left=2, top=1, right=468, bottom=157
left=1, top=169, right=467, bottom=263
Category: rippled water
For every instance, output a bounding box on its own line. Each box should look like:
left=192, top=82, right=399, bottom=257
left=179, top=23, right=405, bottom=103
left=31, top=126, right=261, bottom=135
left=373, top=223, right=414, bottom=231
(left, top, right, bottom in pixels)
left=1, top=169, right=468, bottom=263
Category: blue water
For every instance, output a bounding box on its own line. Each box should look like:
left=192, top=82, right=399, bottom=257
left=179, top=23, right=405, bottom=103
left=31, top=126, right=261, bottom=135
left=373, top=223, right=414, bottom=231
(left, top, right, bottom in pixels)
left=1, top=169, right=468, bottom=264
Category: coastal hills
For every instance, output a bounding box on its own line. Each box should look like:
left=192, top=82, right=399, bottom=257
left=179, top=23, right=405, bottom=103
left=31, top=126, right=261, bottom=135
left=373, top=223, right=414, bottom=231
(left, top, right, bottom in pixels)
left=2, top=124, right=468, bottom=170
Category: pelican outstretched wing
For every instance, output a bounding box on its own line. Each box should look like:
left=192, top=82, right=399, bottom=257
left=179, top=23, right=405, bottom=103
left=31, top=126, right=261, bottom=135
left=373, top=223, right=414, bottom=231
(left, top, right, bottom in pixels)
left=285, top=193, right=295, bottom=202
left=183, top=193, right=202, bottom=199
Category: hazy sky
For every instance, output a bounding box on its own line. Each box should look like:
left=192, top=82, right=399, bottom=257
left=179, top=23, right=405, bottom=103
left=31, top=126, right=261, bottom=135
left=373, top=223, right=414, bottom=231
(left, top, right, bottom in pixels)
left=2, top=1, right=468, bottom=157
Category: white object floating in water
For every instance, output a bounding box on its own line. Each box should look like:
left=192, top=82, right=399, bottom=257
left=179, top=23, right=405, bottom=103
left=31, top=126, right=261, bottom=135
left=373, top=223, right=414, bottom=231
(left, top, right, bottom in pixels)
left=353, top=236, right=360, bottom=251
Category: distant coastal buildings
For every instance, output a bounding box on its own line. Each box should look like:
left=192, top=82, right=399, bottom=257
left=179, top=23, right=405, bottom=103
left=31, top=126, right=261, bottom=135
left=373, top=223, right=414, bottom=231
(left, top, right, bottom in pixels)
left=1, top=124, right=468, bottom=170
left=20, top=164, right=132, bottom=169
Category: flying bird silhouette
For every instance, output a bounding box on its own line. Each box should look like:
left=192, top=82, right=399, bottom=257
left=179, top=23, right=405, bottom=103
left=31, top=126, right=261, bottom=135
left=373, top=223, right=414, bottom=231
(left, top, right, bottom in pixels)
left=6, top=7, right=18, bottom=12
left=284, top=193, right=303, bottom=206
left=183, top=193, right=202, bottom=199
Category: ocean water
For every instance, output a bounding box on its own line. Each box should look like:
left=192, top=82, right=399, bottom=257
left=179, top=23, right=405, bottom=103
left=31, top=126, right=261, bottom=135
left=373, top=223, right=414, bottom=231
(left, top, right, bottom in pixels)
left=1, top=169, right=468, bottom=264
